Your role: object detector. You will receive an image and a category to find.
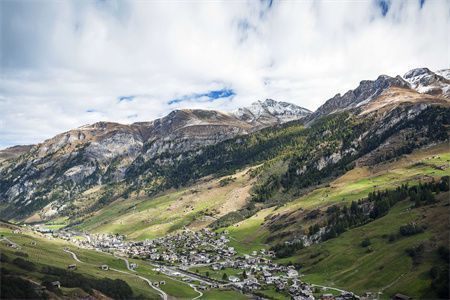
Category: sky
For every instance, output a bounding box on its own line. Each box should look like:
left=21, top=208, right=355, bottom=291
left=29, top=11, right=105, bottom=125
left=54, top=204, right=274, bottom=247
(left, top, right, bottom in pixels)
left=0, top=0, right=449, bottom=149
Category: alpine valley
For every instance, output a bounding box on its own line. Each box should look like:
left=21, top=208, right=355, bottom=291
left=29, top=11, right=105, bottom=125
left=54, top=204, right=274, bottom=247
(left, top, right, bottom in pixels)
left=1, top=67, right=449, bottom=300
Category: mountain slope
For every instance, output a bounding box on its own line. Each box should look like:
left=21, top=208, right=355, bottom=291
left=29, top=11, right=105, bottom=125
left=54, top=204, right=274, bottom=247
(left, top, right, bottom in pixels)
left=1, top=68, right=448, bottom=227
left=307, top=67, right=450, bottom=123
left=0, top=101, right=310, bottom=220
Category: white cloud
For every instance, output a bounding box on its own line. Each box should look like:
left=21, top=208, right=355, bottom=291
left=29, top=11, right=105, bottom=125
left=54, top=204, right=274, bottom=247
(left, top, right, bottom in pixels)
left=0, top=0, right=448, bottom=148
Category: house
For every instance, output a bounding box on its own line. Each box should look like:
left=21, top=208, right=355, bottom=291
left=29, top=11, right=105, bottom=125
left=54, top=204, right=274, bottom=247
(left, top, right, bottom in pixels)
left=129, top=263, right=137, bottom=270
left=228, top=276, right=240, bottom=283
left=392, top=294, right=412, bottom=300
left=67, top=264, right=77, bottom=270
left=159, top=281, right=166, bottom=285
left=287, top=269, right=299, bottom=278
left=101, top=264, right=109, bottom=270
left=51, top=281, right=61, bottom=288
left=321, top=294, right=334, bottom=300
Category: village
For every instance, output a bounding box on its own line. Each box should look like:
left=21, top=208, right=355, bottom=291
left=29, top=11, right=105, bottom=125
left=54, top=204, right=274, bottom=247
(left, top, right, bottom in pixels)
left=31, top=225, right=360, bottom=300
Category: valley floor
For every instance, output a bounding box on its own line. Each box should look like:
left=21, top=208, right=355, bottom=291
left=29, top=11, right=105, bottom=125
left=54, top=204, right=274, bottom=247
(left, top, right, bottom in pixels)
left=3, top=143, right=449, bottom=299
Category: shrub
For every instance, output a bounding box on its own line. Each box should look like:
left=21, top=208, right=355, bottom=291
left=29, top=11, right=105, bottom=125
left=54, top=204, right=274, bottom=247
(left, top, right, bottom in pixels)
left=399, top=224, right=424, bottom=236
left=13, top=251, right=28, bottom=258
left=437, top=246, right=449, bottom=263
left=0, top=275, right=43, bottom=299
left=12, top=258, right=36, bottom=271
left=360, top=238, right=371, bottom=247
left=0, top=252, right=9, bottom=262
left=405, top=243, right=425, bottom=265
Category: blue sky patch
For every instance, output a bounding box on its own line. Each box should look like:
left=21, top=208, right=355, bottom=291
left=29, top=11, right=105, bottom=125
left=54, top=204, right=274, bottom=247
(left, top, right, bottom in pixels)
left=168, top=88, right=235, bottom=105
left=419, top=0, right=426, bottom=9
left=86, top=109, right=97, bottom=113
left=376, top=0, right=390, bottom=16
left=118, top=95, right=135, bottom=102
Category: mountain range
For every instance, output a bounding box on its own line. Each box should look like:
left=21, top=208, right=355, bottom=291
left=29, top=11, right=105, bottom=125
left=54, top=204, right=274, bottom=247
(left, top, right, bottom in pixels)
left=0, top=67, right=449, bottom=221
left=1, top=67, right=449, bottom=299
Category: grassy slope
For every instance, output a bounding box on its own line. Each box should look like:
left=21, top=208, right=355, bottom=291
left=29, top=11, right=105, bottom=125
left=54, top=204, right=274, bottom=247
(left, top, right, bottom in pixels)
left=214, top=144, right=449, bottom=298
left=0, top=227, right=199, bottom=299
left=278, top=194, right=449, bottom=299
left=75, top=168, right=254, bottom=240
left=220, top=144, right=449, bottom=250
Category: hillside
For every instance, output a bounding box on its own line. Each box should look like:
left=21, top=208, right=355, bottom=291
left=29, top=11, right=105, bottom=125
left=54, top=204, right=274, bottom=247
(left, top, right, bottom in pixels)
left=1, top=67, right=450, bottom=299
left=0, top=225, right=248, bottom=299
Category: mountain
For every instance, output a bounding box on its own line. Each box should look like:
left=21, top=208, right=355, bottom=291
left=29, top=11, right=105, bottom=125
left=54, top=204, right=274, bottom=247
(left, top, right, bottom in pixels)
left=234, top=98, right=311, bottom=128
left=307, top=67, right=450, bottom=122
left=0, top=100, right=311, bottom=219
left=0, top=145, right=33, bottom=162
left=1, top=68, right=449, bottom=300
left=404, top=67, right=450, bottom=97
left=0, top=68, right=448, bottom=223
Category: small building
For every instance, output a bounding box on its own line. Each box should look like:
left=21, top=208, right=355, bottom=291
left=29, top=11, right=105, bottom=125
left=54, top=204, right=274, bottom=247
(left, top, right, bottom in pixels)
left=321, top=294, right=334, bottom=300
left=67, top=264, right=77, bottom=270
left=228, top=276, right=240, bottom=283
left=159, top=281, right=165, bottom=285
left=51, top=281, right=61, bottom=288
left=101, top=264, right=109, bottom=271
left=287, top=269, right=299, bottom=278
left=129, top=263, right=137, bottom=270
left=392, top=294, right=412, bottom=300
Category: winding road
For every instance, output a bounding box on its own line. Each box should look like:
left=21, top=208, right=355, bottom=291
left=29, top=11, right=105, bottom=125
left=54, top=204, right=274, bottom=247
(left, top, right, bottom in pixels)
left=63, top=248, right=168, bottom=300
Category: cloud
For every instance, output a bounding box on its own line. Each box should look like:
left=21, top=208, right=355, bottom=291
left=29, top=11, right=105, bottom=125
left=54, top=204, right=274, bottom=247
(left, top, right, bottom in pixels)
left=0, top=0, right=448, bottom=148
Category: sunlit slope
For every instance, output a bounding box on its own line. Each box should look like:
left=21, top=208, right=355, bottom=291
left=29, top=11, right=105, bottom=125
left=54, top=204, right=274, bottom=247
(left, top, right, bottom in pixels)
left=219, top=143, right=449, bottom=252
left=75, top=167, right=255, bottom=239
left=279, top=194, right=449, bottom=299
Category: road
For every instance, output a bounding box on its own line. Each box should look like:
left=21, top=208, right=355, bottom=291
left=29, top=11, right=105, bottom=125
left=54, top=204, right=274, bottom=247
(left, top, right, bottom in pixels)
left=63, top=248, right=81, bottom=262
left=148, top=261, right=217, bottom=286
left=310, top=283, right=354, bottom=295
left=63, top=248, right=168, bottom=300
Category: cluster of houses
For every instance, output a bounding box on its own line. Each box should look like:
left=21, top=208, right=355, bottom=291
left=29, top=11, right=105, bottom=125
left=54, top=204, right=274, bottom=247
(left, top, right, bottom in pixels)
left=30, top=227, right=362, bottom=299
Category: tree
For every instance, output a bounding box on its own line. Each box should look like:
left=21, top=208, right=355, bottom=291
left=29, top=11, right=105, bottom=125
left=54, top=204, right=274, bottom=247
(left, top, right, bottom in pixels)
left=222, top=273, right=228, bottom=281
left=242, top=270, right=247, bottom=279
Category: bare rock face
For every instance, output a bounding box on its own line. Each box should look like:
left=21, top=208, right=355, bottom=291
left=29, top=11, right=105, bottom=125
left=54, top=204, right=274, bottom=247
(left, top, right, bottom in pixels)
left=307, top=75, right=409, bottom=121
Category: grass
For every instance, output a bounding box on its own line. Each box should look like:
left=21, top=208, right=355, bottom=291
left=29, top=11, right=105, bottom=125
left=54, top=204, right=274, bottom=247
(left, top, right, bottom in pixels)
left=276, top=195, right=449, bottom=299
left=0, top=226, right=199, bottom=299
left=190, top=266, right=243, bottom=282
left=218, top=207, right=273, bottom=254
left=218, top=143, right=450, bottom=253
left=75, top=167, right=254, bottom=240
left=199, top=289, right=249, bottom=299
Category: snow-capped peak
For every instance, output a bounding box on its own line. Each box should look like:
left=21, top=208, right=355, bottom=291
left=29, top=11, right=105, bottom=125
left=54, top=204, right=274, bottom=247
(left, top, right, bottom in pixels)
left=403, top=67, right=450, bottom=97
left=233, top=99, right=311, bottom=126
